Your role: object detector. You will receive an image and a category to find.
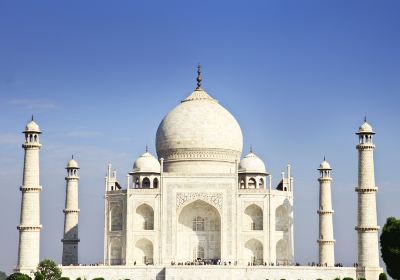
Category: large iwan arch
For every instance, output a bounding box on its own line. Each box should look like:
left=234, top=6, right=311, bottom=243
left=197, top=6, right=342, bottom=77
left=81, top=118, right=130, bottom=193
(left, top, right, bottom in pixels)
left=177, top=200, right=221, bottom=261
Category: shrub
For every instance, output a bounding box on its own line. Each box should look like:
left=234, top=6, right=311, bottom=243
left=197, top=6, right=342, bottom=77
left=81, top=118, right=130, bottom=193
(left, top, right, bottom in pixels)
left=358, top=278, right=366, bottom=280
left=343, top=278, right=353, bottom=280
left=378, top=273, right=387, bottom=280
left=34, top=274, right=43, bottom=280
left=59, top=278, right=70, bottom=280
left=35, top=259, right=62, bottom=280
left=6, top=273, right=31, bottom=280
left=92, top=278, right=104, bottom=280
left=334, top=278, right=340, bottom=280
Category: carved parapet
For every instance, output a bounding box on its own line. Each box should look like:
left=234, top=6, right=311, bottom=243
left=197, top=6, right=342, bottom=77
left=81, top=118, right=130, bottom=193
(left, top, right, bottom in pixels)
left=20, top=186, right=42, bottom=192
left=17, top=225, right=42, bottom=231
left=355, top=226, right=380, bottom=232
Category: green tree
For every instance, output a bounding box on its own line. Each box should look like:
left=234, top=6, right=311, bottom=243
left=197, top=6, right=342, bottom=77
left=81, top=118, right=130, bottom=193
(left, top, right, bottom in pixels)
left=380, top=217, right=400, bottom=280
left=0, top=271, right=7, bottom=280
left=6, top=273, right=31, bottom=280
left=379, top=273, right=388, bottom=280
left=35, top=260, right=61, bottom=280
left=34, top=274, right=43, bottom=280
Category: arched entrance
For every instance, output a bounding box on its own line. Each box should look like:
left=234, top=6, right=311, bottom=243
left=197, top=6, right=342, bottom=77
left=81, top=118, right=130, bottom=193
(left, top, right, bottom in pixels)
left=244, top=239, right=263, bottom=265
left=276, top=238, right=288, bottom=265
left=177, top=200, right=221, bottom=261
left=244, top=204, right=263, bottom=230
left=135, top=203, right=154, bottom=230
left=135, top=238, right=153, bottom=265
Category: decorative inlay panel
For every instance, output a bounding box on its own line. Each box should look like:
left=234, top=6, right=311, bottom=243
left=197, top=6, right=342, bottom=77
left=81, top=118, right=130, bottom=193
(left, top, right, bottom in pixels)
left=176, top=192, right=223, bottom=211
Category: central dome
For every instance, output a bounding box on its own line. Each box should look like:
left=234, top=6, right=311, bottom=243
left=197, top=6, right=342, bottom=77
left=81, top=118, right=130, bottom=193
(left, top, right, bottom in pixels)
left=156, top=76, right=243, bottom=173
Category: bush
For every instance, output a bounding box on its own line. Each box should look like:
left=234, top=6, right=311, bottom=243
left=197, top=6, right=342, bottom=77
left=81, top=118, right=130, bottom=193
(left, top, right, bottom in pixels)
left=35, top=259, right=62, bottom=280
left=358, top=278, right=366, bottom=280
left=381, top=217, right=400, bottom=280
left=342, top=278, right=353, bottom=280
left=76, top=278, right=81, bottom=280
left=92, top=278, right=104, bottom=280
left=334, top=278, right=340, bottom=280
left=34, top=274, right=43, bottom=280
left=378, top=273, right=387, bottom=280
left=6, top=273, right=31, bottom=280
left=59, top=278, right=70, bottom=280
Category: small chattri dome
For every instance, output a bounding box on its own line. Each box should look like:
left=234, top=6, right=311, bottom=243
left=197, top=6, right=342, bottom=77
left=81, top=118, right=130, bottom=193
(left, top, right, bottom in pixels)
left=239, top=150, right=267, bottom=174
left=25, top=120, right=41, bottom=133
left=133, top=151, right=161, bottom=173
left=67, top=158, right=79, bottom=169
left=357, top=121, right=374, bottom=134
left=318, top=160, right=331, bottom=170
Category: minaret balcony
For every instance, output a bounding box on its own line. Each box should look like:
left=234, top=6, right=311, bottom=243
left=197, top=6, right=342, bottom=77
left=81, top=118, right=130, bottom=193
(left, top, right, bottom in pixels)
left=355, top=226, right=380, bottom=232
left=17, top=225, right=42, bottom=231
left=355, top=186, right=378, bottom=193
left=20, top=186, right=42, bottom=192
left=22, top=142, right=42, bottom=149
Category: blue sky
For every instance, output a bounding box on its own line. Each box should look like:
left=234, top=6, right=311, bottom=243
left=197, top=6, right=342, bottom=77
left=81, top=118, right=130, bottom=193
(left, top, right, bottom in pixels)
left=0, top=0, right=399, bottom=274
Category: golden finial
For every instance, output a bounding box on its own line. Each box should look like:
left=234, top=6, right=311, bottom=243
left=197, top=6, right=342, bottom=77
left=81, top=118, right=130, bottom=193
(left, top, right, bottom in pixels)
left=196, top=64, right=202, bottom=90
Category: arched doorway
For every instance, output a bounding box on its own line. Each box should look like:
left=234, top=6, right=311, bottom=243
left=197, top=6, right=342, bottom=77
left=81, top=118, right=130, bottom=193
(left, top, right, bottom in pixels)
left=275, top=204, right=289, bottom=231
left=110, top=238, right=122, bottom=265
left=276, top=239, right=288, bottom=265
left=244, top=204, right=263, bottom=230
left=135, top=238, right=153, bottom=265
left=177, top=200, right=221, bottom=261
left=135, top=204, right=154, bottom=230
left=244, top=239, right=263, bottom=265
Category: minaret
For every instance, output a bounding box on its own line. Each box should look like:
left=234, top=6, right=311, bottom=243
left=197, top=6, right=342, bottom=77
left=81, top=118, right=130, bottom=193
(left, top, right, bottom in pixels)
left=355, top=119, right=382, bottom=278
left=317, top=158, right=335, bottom=266
left=16, top=117, right=42, bottom=274
left=62, top=156, right=80, bottom=265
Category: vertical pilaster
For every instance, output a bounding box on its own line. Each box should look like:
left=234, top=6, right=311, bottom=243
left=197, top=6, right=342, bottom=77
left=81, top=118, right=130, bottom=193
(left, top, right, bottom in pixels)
left=16, top=119, right=42, bottom=274
left=317, top=159, right=335, bottom=266
left=62, top=157, right=80, bottom=265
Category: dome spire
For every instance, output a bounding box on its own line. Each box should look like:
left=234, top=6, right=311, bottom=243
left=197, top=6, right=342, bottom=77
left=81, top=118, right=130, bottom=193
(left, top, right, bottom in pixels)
left=31, top=114, right=34, bottom=121
left=196, top=64, right=202, bottom=90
